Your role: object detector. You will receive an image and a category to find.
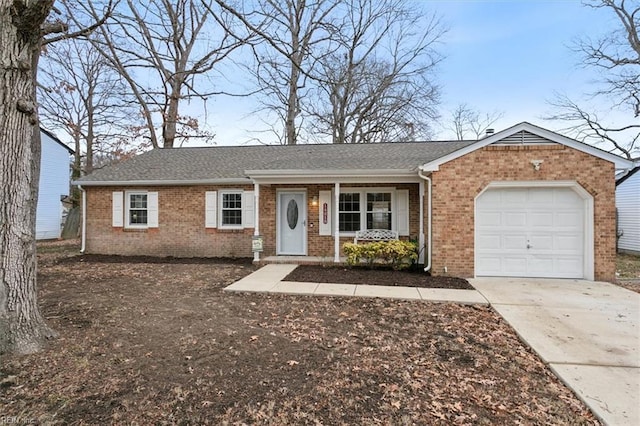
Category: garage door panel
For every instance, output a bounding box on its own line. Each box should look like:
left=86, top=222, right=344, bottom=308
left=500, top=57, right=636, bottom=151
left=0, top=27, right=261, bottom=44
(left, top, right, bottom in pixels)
left=503, top=257, right=527, bottom=274
left=530, top=212, right=554, bottom=227
left=556, top=211, right=582, bottom=227
left=529, top=188, right=554, bottom=204
left=476, top=186, right=585, bottom=279
left=555, top=188, right=582, bottom=204
left=502, top=189, right=527, bottom=204
left=476, top=256, right=501, bottom=274
left=477, top=211, right=501, bottom=227
left=555, top=234, right=582, bottom=251
left=505, top=212, right=526, bottom=226
left=477, top=234, right=501, bottom=249
left=555, top=258, right=583, bottom=276
left=503, top=234, right=527, bottom=250
left=478, top=190, right=501, bottom=205
left=529, top=235, right=553, bottom=251
left=527, top=257, right=555, bottom=274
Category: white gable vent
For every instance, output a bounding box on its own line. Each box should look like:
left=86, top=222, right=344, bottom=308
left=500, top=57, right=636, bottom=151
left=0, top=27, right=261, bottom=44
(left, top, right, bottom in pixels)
left=492, top=130, right=557, bottom=146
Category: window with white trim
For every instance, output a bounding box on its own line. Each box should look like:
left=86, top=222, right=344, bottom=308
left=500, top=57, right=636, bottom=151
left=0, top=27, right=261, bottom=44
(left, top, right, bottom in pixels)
left=220, top=191, right=243, bottom=227
left=339, top=190, right=393, bottom=233
left=126, top=192, right=148, bottom=227
left=366, top=192, right=392, bottom=230
left=339, top=192, right=361, bottom=232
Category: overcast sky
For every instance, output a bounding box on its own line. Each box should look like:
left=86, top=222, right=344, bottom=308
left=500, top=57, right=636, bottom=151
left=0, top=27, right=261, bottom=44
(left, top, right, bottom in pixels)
left=203, top=0, right=622, bottom=145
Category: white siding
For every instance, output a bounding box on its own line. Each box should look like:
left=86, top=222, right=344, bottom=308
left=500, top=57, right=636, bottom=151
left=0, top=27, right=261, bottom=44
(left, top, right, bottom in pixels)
left=36, top=131, right=71, bottom=239
left=616, top=171, right=640, bottom=254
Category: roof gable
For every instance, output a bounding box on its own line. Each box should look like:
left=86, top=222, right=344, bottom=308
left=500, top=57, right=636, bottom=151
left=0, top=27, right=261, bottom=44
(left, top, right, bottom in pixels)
left=41, top=128, right=75, bottom=155
left=419, top=122, right=634, bottom=171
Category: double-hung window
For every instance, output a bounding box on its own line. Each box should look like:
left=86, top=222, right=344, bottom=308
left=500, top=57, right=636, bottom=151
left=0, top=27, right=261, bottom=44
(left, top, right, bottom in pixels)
left=127, top=192, right=148, bottom=227
left=339, top=192, right=361, bottom=232
left=220, top=191, right=243, bottom=227
left=366, top=192, right=392, bottom=230
left=204, top=190, right=254, bottom=229
left=338, top=190, right=393, bottom=233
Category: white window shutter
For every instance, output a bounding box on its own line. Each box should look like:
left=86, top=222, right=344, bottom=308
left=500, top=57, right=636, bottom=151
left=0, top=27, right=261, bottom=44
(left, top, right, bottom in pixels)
left=318, top=190, right=332, bottom=236
left=396, top=189, right=409, bottom=236
left=243, top=191, right=255, bottom=228
left=147, top=192, right=159, bottom=228
left=112, top=191, right=124, bottom=227
left=205, top=191, right=217, bottom=228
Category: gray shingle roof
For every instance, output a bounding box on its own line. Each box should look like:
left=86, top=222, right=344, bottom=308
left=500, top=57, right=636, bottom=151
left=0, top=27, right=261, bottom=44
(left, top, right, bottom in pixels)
left=76, top=141, right=475, bottom=184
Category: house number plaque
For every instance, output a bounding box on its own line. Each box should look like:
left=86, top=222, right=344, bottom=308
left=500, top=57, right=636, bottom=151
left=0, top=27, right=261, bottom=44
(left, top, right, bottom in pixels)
left=323, top=203, right=328, bottom=224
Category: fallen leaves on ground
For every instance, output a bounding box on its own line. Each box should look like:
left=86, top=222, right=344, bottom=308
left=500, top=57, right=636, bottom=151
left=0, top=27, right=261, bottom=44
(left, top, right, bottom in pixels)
left=0, top=241, right=600, bottom=425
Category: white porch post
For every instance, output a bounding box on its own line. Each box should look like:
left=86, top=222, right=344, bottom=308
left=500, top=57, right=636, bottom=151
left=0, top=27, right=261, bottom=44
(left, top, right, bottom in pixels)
left=253, top=182, right=260, bottom=262
left=418, top=180, right=425, bottom=264
left=334, top=182, right=340, bottom=263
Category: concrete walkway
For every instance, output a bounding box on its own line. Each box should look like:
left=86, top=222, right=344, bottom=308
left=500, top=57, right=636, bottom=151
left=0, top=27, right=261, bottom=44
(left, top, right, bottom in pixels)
left=470, top=277, right=640, bottom=426
left=224, top=264, right=488, bottom=305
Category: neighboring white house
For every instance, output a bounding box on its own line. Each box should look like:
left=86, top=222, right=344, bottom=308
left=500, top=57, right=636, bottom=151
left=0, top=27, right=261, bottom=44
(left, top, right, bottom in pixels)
left=616, top=163, right=640, bottom=255
left=37, top=129, right=74, bottom=240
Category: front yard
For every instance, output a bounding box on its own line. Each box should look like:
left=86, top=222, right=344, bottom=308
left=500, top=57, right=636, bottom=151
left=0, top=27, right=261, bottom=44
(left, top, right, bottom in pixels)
left=0, top=241, right=599, bottom=424
left=616, top=252, right=640, bottom=293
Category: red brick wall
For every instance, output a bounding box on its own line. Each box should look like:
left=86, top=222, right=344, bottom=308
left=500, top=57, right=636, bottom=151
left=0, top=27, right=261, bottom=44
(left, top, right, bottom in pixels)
left=429, top=145, right=616, bottom=281
left=86, top=185, right=255, bottom=257
left=86, top=183, right=421, bottom=259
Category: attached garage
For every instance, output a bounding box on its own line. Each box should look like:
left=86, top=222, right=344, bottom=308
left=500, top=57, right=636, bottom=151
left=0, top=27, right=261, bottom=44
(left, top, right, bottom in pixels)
left=475, top=182, right=593, bottom=280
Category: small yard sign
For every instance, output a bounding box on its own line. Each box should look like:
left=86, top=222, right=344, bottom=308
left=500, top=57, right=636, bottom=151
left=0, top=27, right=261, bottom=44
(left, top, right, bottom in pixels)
left=252, top=235, right=264, bottom=252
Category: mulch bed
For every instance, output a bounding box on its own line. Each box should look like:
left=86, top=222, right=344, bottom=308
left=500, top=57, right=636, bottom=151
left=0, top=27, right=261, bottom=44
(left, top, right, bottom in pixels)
left=284, top=264, right=473, bottom=289
left=57, top=253, right=254, bottom=265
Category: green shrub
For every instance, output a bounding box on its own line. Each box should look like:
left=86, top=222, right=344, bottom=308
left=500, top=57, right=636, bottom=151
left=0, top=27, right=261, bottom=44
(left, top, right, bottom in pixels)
left=343, top=240, right=418, bottom=269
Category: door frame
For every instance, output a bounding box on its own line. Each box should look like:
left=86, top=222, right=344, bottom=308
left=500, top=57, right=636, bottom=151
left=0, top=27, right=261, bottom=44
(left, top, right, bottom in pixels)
left=473, top=181, right=594, bottom=280
left=276, top=189, right=308, bottom=255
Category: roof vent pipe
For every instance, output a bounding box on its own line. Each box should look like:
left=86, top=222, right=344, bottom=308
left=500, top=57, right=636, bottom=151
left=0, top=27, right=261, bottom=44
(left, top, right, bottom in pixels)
left=485, top=128, right=495, bottom=136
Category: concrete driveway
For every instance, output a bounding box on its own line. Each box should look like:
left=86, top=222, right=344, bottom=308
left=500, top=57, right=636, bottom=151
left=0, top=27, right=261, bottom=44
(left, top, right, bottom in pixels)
left=470, top=278, right=639, bottom=426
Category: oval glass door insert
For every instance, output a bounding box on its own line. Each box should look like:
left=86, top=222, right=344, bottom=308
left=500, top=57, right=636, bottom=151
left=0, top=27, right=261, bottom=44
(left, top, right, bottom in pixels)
left=287, top=199, right=299, bottom=229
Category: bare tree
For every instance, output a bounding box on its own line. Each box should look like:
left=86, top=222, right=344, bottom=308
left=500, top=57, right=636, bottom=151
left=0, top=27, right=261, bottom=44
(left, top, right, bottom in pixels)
left=38, top=38, right=136, bottom=179
left=547, top=0, right=640, bottom=159
left=0, top=0, right=112, bottom=355
left=73, top=0, right=249, bottom=148
left=305, top=0, right=444, bottom=144
left=212, top=0, right=340, bottom=145
left=448, top=103, right=504, bottom=140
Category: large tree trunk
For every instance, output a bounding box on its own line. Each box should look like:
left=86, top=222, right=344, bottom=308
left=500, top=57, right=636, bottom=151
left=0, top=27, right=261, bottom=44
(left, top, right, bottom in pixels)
left=285, top=61, right=299, bottom=145
left=0, top=0, right=56, bottom=355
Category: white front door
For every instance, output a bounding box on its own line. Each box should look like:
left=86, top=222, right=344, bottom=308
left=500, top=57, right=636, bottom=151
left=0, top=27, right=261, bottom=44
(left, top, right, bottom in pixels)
left=476, top=187, right=585, bottom=278
left=277, top=191, right=307, bottom=255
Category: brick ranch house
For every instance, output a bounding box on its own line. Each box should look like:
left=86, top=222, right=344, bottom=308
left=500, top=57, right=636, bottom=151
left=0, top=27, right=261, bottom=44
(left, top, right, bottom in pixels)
left=75, top=122, right=634, bottom=282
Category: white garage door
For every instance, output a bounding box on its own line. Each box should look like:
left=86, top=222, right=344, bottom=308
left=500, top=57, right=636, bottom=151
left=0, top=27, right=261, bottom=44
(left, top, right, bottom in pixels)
left=476, top=187, right=585, bottom=278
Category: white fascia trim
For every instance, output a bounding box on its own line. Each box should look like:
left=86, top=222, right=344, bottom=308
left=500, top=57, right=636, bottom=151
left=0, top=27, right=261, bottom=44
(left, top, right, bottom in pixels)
left=72, top=178, right=251, bottom=186
left=419, top=121, right=635, bottom=171
left=251, top=176, right=422, bottom=185
left=247, top=169, right=420, bottom=185
left=245, top=168, right=413, bottom=176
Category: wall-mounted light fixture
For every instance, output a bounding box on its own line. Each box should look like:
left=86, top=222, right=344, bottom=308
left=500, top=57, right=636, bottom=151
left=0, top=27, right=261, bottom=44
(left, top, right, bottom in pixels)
left=311, top=196, right=318, bottom=206
left=530, top=159, right=544, bottom=171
